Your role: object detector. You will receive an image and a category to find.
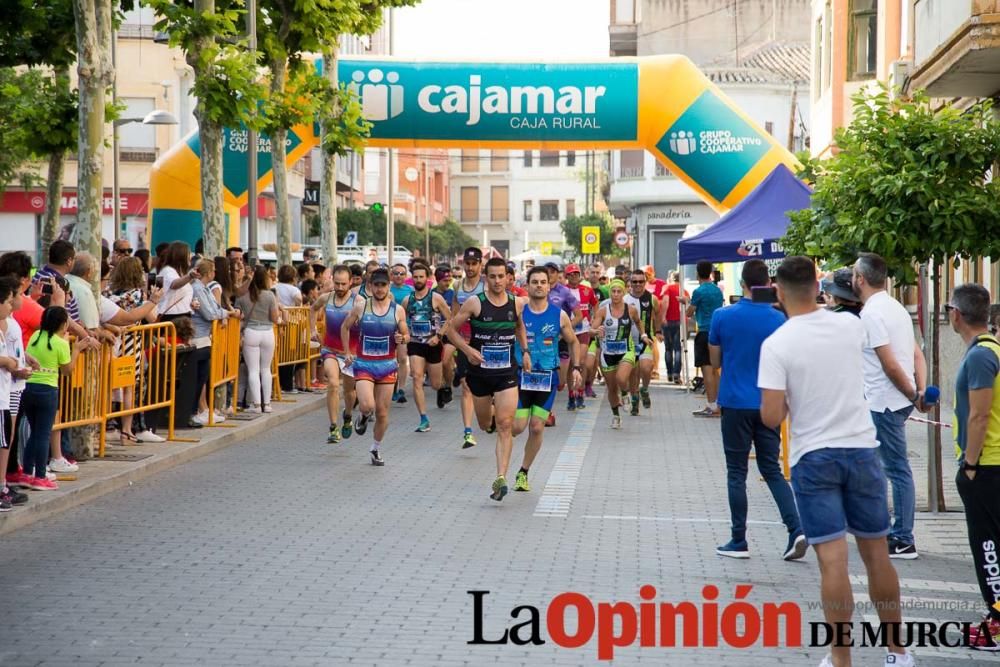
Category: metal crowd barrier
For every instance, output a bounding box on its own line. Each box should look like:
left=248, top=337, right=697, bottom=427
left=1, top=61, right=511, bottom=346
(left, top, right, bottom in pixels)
left=308, top=311, right=325, bottom=385
left=102, top=321, right=179, bottom=456
left=207, top=315, right=241, bottom=426
left=53, top=338, right=109, bottom=455
left=271, top=306, right=313, bottom=401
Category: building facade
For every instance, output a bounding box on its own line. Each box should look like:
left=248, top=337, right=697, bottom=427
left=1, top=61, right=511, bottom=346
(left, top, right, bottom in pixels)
left=448, top=150, right=588, bottom=258
left=607, top=0, right=811, bottom=276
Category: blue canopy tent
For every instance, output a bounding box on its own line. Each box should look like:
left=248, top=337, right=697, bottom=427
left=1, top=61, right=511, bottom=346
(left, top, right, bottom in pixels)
left=677, top=164, right=812, bottom=265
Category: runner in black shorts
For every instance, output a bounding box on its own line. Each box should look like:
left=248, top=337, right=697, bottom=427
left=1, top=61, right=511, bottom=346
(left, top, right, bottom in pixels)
left=452, top=248, right=486, bottom=448
left=448, top=258, right=530, bottom=502
left=401, top=262, right=451, bottom=434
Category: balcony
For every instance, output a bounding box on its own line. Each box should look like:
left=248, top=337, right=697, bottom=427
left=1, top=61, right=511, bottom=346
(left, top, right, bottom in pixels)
left=910, top=0, right=1000, bottom=98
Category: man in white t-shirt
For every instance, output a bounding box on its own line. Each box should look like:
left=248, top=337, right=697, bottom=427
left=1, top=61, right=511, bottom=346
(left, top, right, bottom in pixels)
left=853, top=252, right=927, bottom=560
left=758, top=256, right=912, bottom=667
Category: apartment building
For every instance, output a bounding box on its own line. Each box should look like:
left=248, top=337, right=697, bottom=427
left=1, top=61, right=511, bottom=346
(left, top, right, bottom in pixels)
left=449, top=150, right=587, bottom=257
left=607, top=0, right=811, bottom=274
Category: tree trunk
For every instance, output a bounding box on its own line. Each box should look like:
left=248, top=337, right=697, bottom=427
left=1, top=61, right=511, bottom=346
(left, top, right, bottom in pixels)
left=42, top=149, right=65, bottom=260
left=319, top=47, right=338, bottom=264
left=73, top=0, right=113, bottom=295
left=187, top=0, right=226, bottom=258
left=270, top=57, right=291, bottom=266
left=930, top=261, right=945, bottom=511
left=198, top=117, right=226, bottom=258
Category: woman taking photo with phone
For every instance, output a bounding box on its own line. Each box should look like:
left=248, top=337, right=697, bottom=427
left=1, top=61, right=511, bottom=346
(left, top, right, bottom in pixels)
left=157, top=241, right=198, bottom=323
left=237, top=266, right=280, bottom=413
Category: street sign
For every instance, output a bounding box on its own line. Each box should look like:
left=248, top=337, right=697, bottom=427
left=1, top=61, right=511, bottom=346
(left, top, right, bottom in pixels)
left=540, top=241, right=553, bottom=255
left=614, top=231, right=629, bottom=248
left=581, top=226, right=600, bottom=254
left=344, top=231, right=359, bottom=246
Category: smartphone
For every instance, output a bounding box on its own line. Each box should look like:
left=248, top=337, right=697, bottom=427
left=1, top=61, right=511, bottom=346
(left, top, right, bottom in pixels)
left=155, top=276, right=164, bottom=289
left=147, top=272, right=157, bottom=290
left=751, top=286, right=778, bottom=304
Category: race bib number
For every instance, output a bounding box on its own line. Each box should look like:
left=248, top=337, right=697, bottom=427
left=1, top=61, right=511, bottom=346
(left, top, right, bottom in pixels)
left=605, top=339, right=627, bottom=355
left=520, top=370, right=553, bottom=392
left=362, top=335, right=390, bottom=357
left=410, top=320, right=432, bottom=338
left=481, top=344, right=511, bottom=369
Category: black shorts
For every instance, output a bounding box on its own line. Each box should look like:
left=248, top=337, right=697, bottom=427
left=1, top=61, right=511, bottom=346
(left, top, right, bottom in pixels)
left=455, top=351, right=470, bottom=382
left=558, top=338, right=570, bottom=361
left=694, top=331, right=711, bottom=367
left=466, top=373, right=518, bottom=398
left=408, top=341, right=443, bottom=364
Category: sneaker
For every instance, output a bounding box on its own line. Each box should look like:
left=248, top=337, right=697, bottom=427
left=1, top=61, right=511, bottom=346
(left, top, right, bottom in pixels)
left=641, top=389, right=651, bottom=409
left=462, top=431, right=477, bottom=449
left=25, top=476, right=58, bottom=491
left=415, top=417, right=431, bottom=433
left=6, top=471, right=31, bottom=488
left=370, top=449, right=384, bottom=466
left=213, top=411, right=227, bottom=423
left=327, top=425, right=341, bottom=444
left=545, top=413, right=556, bottom=427
left=443, top=386, right=453, bottom=404
left=135, top=430, right=165, bottom=443
left=692, top=406, right=721, bottom=418
left=0, top=497, right=10, bottom=512
left=575, top=395, right=586, bottom=410
left=341, top=419, right=353, bottom=439
left=610, top=414, right=621, bottom=429
left=45, top=471, right=57, bottom=482
left=490, top=475, right=508, bottom=502
left=884, top=650, right=916, bottom=665
left=354, top=411, right=372, bottom=436
left=393, top=389, right=407, bottom=404
left=566, top=398, right=576, bottom=412
left=436, top=388, right=446, bottom=409
left=630, top=398, right=639, bottom=416
left=262, top=404, right=273, bottom=414
left=818, top=655, right=834, bottom=667
left=968, top=616, right=1000, bottom=651
left=284, top=387, right=300, bottom=395
left=514, top=470, right=530, bottom=492
left=783, top=532, right=808, bottom=561
left=192, top=410, right=210, bottom=425
left=888, top=539, right=919, bottom=560
left=310, top=380, right=327, bottom=389
left=716, top=540, right=750, bottom=559
left=2, top=485, right=28, bottom=505
left=185, top=419, right=204, bottom=429
left=48, top=457, right=78, bottom=474
left=585, top=385, right=597, bottom=399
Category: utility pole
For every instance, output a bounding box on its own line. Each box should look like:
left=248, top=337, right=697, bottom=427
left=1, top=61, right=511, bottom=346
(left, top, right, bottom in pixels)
left=246, top=0, right=258, bottom=265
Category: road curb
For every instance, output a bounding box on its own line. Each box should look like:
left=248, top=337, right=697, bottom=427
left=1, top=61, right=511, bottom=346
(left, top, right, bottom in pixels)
left=0, top=395, right=324, bottom=537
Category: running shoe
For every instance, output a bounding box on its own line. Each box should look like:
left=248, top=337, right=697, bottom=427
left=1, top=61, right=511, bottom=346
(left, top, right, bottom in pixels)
left=545, top=413, right=556, bottom=427
left=716, top=539, right=750, bottom=559
left=48, top=457, right=78, bottom=474
left=135, top=430, right=166, bottom=443
left=888, top=538, right=919, bottom=560
left=327, top=425, right=341, bottom=444
left=630, top=397, right=640, bottom=416
left=5, top=470, right=30, bottom=488
left=341, top=418, right=353, bottom=439
left=415, top=417, right=431, bottom=433
left=462, top=431, right=477, bottom=449
left=585, top=384, right=597, bottom=399
left=692, top=406, right=721, bottom=418
left=514, top=470, right=530, bottom=492
left=0, top=497, right=10, bottom=512
left=610, top=414, right=621, bottom=429
left=370, top=449, right=384, bottom=466
left=436, top=388, right=446, bottom=409
left=354, top=411, right=373, bottom=436
left=25, top=476, right=58, bottom=491
left=566, top=397, right=576, bottom=412
left=490, top=475, right=508, bottom=502
left=968, top=616, right=1000, bottom=651
left=575, top=395, right=586, bottom=410
left=1, top=485, right=27, bottom=505
left=640, top=389, right=651, bottom=409
left=393, top=389, right=407, bottom=404
left=443, top=386, right=453, bottom=404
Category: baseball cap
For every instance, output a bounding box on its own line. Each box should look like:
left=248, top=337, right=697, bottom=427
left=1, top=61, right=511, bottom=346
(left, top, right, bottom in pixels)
left=565, top=263, right=581, bottom=274
left=544, top=261, right=562, bottom=272
left=821, top=268, right=859, bottom=303
left=370, top=268, right=390, bottom=285
left=434, top=265, right=451, bottom=281
left=463, top=247, right=483, bottom=263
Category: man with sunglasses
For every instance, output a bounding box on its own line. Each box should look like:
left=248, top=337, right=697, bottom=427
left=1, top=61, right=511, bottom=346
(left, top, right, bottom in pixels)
left=111, top=239, right=133, bottom=267
left=624, top=269, right=660, bottom=415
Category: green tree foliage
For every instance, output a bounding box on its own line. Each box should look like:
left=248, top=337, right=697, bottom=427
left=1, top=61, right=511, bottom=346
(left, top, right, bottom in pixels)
left=784, top=86, right=1000, bottom=510
left=335, top=209, right=473, bottom=260
left=785, top=87, right=1000, bottom=283
left=560, top=212, right=623, bottom=258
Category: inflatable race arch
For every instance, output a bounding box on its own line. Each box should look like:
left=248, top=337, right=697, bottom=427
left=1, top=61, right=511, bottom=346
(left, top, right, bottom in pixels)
left=148, top=56, right=801, bottom=249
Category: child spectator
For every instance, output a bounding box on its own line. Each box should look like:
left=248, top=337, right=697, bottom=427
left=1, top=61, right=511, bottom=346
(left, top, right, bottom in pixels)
left=21, top=307, right=95, bottom=490
left=275, top=264, right=303, bottom=307
left=0, top=278, right=33, bottom=510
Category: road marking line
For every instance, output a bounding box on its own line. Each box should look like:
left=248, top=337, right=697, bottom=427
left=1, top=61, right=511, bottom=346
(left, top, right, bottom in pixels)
left=533, top=405, right=598, bottom=518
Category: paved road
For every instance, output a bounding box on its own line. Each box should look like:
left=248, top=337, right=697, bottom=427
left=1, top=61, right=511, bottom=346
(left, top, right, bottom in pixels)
left=0, top=384, right=993, bottom=666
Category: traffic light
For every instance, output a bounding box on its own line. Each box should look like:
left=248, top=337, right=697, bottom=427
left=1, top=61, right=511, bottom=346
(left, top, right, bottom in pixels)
left=370, top=202, right=383, bottom=214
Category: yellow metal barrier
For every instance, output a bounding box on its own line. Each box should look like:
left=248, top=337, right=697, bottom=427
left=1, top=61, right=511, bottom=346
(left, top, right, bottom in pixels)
left=53, top=338, right=109, bottom=458
left=308, top=309, right=325, bottom=385
left=102, top=322, right=179, bottom=456
left=207, top=315, right=242, bottom=426
left=780, top=419, right=791, bottom=480
left=271, top=307, right=313, bottom=401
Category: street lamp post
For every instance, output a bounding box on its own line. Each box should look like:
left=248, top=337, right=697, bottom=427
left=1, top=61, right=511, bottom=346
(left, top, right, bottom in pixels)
left=113, top=110, right=179, bottom=242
